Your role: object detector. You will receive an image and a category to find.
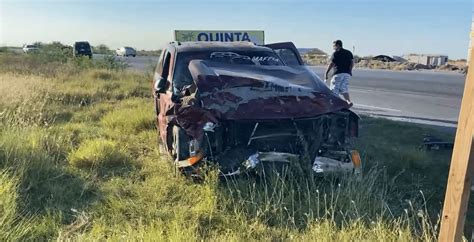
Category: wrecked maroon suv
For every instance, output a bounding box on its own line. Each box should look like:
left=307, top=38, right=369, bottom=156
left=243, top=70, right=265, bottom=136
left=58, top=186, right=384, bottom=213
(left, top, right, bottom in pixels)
left=153, top=41, right=361, bottom=176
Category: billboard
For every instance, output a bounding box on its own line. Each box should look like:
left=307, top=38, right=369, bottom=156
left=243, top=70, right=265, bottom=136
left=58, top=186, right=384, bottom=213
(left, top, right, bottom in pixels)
left=174, top=30, right=265, bottom=45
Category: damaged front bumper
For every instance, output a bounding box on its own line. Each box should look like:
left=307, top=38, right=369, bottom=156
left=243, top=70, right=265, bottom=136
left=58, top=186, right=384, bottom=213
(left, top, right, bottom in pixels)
left=177, top=150, right=362, bottom=178
left=175, top=110, right=361, bottom=177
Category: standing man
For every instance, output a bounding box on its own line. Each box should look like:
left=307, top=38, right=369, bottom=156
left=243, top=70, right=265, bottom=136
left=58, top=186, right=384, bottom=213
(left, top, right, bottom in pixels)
left=325, top=40, right=354, bottom=105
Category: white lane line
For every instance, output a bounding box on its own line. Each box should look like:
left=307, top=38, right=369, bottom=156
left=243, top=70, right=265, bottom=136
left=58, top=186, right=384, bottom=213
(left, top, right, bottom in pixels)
left=353, top=104, right=402, bottom=113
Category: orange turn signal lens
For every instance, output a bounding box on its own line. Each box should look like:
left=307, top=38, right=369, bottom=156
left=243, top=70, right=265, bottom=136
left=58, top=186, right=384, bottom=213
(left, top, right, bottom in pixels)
left=187, top=151, right=204, bottom=166
left=350, top=150, right=362, bottom=168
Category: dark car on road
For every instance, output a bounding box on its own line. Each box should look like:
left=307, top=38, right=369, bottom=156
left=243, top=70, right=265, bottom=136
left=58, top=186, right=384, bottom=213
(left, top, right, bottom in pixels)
left=73, top=41, right=93, bottom=58
left=153, top=41, right=361, bottom=177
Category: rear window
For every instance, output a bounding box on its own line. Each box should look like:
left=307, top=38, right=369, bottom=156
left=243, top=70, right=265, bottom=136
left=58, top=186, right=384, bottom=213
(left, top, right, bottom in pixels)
left=75, top=42, right=90, bottom=48
left=173, top=50, right=283, bottom=90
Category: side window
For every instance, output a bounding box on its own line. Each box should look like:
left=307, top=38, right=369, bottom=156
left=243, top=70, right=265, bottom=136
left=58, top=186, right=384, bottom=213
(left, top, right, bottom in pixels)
left=153, top=50, right=172, bottom=94
left=274, top=49, right=301, bottom=66
left=162, top=52, right=172, bottom=80
left=156, top=50, right=166, bottom=75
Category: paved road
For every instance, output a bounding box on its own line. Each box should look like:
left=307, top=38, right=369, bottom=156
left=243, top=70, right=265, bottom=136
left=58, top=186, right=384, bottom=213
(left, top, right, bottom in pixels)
left=117, top=55, right=158, bottom=72
left=311, top=67, right=464, bottom=127
left=115, top=55, right=465, bottom=127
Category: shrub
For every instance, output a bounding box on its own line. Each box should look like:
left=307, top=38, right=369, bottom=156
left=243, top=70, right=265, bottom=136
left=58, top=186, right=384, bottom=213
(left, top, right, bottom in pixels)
left=68, top=139, right=130, bottom=169
left=94, top=55, right=127, bottom=71
left=88, top=70, right=115, bottom=80
left=92, top=44, right=113, bottom=55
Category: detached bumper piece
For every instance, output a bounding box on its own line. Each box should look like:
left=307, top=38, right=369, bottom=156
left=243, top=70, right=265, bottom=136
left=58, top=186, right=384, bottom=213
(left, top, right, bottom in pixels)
left=312, top=150, right=362, bottom=174
left=176, top=150, right=362, bottom=178
left=221, top=151, right=299, bottom=177
left=243, top=151, right=299, bottom=168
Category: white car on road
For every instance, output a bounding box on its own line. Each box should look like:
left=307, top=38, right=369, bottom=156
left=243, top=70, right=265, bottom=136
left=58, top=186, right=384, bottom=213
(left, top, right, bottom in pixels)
left=116, top=47, right=137, bottom=57
left=23, top=44, right=39, bottom=54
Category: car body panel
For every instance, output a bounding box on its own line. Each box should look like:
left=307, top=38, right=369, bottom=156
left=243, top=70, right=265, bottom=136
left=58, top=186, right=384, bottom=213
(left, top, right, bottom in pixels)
left=154, top=46, right=178, bottom=151
left=264, top=42, right=304, bottom=65
left=174, top=60, right=351, bottom=138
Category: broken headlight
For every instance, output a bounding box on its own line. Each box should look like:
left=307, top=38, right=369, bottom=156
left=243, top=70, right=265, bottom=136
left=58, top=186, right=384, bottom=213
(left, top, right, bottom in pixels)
left=189, top=139, right=200, bottom=157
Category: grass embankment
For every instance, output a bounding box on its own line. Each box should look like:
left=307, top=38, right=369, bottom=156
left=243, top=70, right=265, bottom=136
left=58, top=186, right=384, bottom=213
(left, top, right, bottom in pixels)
left=0, top=52, right=470, bottom=240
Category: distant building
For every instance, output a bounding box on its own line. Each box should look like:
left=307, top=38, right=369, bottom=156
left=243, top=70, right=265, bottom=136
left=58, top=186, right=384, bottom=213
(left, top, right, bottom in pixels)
left=404, top=54, right=448, bottom=66
left=392, top=56, right=407, bottom=62
left=372, top=55, right=396, bottom=62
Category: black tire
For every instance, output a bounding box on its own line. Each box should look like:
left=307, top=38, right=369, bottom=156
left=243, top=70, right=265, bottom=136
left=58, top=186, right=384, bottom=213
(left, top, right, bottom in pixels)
left=172, top=126, right=190, bottom=161
left=132, top=54, right=136, bottom=57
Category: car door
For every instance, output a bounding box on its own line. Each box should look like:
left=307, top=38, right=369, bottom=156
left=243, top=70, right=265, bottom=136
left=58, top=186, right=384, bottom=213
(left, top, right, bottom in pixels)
left=154, top=49, right=175, bottom=147
left=265, top=42, right=304, bottom=66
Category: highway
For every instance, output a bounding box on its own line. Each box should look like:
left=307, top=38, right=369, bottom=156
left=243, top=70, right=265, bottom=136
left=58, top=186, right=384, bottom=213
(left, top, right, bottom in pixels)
left=117, top=56, right=465, bottom=127
left=312, top=67, right=464, bottom=127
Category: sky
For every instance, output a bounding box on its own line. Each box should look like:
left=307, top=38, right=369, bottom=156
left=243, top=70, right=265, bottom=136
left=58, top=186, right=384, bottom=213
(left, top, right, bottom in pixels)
left=0, top=0, right=472, bottom=59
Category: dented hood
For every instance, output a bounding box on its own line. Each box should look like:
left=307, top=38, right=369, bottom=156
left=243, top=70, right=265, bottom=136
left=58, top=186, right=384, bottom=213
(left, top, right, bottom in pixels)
left=187, top=60, right=351, bottom=120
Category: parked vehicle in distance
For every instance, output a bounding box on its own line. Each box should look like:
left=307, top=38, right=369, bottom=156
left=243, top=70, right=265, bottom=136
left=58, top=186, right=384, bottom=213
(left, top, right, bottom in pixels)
left=116, top=46, right=137, bottom=57
left=73, top=41, right=93, bottom=58
left=22, top=44, right=39, bottom=54
left=153, top=41, right=361, bottom=177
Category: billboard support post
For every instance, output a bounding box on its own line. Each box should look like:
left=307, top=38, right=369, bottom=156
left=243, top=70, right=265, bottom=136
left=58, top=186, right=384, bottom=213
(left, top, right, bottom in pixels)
left=438, top=39, right=474, bottom=241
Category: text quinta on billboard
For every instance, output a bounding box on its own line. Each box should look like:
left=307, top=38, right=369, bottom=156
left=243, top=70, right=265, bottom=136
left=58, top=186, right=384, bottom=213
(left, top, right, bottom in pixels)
left=197, top=32, right=252, bottom=42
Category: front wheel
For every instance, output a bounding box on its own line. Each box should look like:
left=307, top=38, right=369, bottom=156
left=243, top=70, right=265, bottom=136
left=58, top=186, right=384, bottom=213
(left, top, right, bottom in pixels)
left=172, top=126, right=190, bottom=161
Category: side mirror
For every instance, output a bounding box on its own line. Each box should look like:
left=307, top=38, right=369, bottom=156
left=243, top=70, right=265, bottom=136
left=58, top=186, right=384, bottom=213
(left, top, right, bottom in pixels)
left=155, top=77, right=167, bottom=94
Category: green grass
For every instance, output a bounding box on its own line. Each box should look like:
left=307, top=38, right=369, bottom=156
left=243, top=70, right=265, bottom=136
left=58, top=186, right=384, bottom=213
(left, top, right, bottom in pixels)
left=0, top=52, right=471, bottom=241
left=68, top=139, right=130, bottom=169
left=101, top=99, right=155, bottom=134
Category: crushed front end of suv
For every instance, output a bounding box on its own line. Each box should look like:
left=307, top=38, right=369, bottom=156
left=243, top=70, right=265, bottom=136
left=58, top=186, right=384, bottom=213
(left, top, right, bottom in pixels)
left=153, top=41, right=361, bottom=177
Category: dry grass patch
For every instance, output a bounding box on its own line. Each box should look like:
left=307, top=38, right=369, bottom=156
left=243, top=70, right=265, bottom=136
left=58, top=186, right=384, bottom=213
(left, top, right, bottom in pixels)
left=0, top=74, right=50, bottom=106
